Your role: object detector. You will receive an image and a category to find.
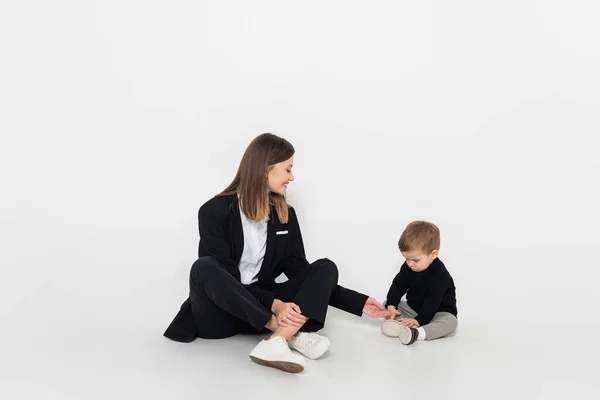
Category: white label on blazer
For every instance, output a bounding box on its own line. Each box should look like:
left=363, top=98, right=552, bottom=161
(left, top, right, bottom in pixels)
left=276, top=230, right=288, bottom=235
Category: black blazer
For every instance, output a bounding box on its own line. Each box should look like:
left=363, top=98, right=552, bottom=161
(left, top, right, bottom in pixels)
left=164, top=194, right=368, bottom=342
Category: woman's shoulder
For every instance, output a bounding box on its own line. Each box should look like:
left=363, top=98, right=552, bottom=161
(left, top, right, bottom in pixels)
left=286, top=204, right=300, bottom=224
left=199, top=194, right=237, bottom=216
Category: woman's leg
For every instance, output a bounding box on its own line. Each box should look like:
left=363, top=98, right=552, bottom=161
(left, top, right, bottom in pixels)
left=267, top=259, right=338, bottom=360
left=189, top=257, right=273, bottom=339
left=274, top=258, right=339, bottom=332
left=190, top=257, right=305, bottom=373
left=269, top=322, right=303, bottom=340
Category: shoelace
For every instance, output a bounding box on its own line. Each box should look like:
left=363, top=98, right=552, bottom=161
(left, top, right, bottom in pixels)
left=293, top=333, right=319, bottom=347
left=273, top=337, right=293, bottom=353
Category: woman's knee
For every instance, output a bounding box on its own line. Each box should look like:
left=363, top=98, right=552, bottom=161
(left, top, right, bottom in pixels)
left=313, top=258, right=339, bottom=280
left=190, top=256, right=222, bottom=283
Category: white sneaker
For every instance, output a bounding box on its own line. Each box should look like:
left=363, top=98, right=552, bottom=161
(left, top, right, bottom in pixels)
left=287, top=332, right=331, bottom=360
left=249, top=336, right=305, bottom=373
left=381, top=319, right=404, bottom=338
left=381, top=320, right=418, bottom=345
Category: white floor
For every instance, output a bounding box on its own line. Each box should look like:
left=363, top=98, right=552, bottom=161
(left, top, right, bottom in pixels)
left=2, top=296, right=599, bottom=400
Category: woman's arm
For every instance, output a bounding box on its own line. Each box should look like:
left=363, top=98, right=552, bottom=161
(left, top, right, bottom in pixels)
left=198, top=202, right=240, bottom=278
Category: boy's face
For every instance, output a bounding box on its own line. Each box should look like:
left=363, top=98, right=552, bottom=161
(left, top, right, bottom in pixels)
left=401, top=249, right=439, bottom=272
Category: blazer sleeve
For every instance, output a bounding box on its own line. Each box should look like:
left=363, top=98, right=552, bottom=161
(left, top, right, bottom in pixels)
left=329, top=285, right=369, bottom=316
left=198, top=201, right=240, bottom=278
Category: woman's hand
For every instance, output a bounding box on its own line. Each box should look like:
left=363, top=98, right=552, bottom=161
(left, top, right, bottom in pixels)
left=362, top=297, right=388, bottom=318
left=271, top=299, right=307, bottom=327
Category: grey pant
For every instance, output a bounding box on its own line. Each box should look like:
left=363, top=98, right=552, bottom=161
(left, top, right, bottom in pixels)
left=395, top=301, right=457, bottom=341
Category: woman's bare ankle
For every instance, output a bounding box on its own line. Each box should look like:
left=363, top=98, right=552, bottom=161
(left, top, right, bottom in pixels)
left=270, top=325, right=303, bottom=341
left=265, top=315, right=279, bottom=332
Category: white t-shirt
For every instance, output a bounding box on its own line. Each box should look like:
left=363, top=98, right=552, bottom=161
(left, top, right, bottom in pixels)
left=238, top=205, right=268, bottom=285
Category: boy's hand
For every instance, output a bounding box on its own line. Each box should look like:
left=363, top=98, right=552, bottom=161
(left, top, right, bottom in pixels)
left=386, top=305, right=400, bottom=320
left=399, top=318, right=420, bottom=328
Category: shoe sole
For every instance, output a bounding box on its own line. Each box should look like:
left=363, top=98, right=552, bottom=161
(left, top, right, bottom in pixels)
left=249, top=356, right=304, bottom=373
left=381, top=320, right=403, bottom=338
left=398, top=326, right=415, bottom=345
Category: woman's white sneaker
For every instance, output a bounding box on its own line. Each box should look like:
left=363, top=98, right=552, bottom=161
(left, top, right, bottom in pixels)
left=249, top=336, right=305, bottom=373
left=287, top=332, right=330, bottom=360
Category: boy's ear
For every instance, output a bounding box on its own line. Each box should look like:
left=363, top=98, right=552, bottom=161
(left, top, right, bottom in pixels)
left=431, top=249, right=439, bottom=258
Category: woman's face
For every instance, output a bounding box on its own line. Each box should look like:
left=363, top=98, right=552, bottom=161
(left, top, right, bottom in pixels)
left=267, top=155, right=294, bottom=195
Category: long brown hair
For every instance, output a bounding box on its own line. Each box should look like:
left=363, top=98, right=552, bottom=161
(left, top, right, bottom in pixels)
left=219, top=133, right=295, bottom=223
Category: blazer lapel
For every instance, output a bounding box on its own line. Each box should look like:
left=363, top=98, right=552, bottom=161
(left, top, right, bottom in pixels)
left=259, top=206, right=277, bottom=281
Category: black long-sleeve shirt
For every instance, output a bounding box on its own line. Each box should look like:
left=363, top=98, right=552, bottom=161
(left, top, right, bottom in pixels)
left=385, top=258, right=457, bottom=326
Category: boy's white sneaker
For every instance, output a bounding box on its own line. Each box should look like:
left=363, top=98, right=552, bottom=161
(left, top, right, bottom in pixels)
left=249, top=336, right=305, bottom=373
left=382, top=319, right=404, bottom=337
left=381, top=320, right=419, bottom=345
left=288, top=332, right=331, bottom=360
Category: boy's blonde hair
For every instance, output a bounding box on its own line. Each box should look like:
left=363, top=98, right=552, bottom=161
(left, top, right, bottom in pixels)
left=398, top=221, right=440, bottom=254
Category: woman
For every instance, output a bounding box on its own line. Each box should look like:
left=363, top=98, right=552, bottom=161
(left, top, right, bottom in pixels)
left=164, top=133, right=386, bottom=373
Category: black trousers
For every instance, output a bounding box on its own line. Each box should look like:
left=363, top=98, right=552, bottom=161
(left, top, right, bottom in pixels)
left=189, top=256, right=339, bottom=339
